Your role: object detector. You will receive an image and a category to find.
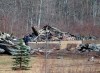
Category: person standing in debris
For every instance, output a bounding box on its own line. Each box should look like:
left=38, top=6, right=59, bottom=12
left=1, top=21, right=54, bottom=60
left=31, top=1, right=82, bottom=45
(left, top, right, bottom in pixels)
left=23, top=35, right=31, bottom=45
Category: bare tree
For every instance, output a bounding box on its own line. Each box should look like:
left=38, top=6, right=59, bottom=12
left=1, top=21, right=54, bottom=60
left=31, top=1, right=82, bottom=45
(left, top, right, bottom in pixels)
left=38, top=0, right=43, bottom=30
left=93, top=0, right=97, bottom=26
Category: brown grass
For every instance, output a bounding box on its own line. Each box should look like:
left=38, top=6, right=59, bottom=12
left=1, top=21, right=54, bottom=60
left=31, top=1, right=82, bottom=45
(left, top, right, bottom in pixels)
left=0, top=55, right=100, bottom=73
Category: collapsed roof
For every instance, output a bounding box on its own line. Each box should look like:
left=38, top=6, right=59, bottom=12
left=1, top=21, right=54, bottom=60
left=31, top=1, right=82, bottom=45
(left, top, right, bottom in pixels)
left=29, top=25, right=97, bottom=42
left=32, top=25, right=65, bottom=41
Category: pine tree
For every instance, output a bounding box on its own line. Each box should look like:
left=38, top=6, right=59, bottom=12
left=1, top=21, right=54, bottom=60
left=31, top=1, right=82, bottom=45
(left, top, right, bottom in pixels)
left=12, top=39, right=30, bottom=70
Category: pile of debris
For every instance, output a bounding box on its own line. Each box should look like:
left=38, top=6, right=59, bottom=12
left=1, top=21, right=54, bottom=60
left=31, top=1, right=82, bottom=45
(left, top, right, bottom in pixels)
left=23, top=25, right=76, bottom=43
left=0, top=32, right=18, bottom=55
left=23, top=25, right=97, bottom=43
left=0, top=32, right=32, bottom=55
left=77, top=43, right=100, bottom=52
left=22, top=25, right=99, bottom=55
left=0, top=25, right=97, bottom=55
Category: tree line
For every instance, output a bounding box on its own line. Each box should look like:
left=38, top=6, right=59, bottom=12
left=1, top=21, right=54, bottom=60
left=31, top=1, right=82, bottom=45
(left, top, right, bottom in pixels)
left=0, top=0, right=100, bottom=37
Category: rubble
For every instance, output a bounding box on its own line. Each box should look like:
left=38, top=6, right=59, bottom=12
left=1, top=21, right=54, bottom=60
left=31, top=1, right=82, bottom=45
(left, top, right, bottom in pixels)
left=33, top=25, right=63, bottom=41
left=0, top=32, right=32, bottom=55
left=26, top=25, right=99, bottom=55
left=88, top=56, right=95, bottom=62
left=25, top=25, right=98, bottom=42
left=77, top=43, right=100, bottom=52
left=0, top=25, right=99, bottom=55
left=0, top=32, right=19, bottom=55
left=0, top=32, right=10, bottom=40
left=0, top=39, right=18, bottom=55
left=0, top=48, right=5, bottom=53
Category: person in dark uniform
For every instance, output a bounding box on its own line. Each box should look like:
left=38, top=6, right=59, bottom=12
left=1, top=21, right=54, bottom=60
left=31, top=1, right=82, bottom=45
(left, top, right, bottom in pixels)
left=23, top=35, right=30, bottom=45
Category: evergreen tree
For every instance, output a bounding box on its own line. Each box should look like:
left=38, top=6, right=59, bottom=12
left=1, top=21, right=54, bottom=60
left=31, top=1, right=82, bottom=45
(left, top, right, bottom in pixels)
left=12, top=39, right=30, bottom=70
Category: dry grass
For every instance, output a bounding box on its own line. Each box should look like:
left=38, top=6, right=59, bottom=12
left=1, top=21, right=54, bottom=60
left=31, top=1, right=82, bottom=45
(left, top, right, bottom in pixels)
left=0, top=55, right=100, bottom=73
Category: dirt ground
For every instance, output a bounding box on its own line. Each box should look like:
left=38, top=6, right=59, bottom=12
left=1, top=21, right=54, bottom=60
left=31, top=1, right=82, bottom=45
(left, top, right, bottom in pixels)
left=0, top=55, right=100, bottom=73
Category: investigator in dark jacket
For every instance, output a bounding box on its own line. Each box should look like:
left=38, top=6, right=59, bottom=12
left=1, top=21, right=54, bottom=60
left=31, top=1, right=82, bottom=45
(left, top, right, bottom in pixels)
left=23, top=35, right=31, bottom=45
